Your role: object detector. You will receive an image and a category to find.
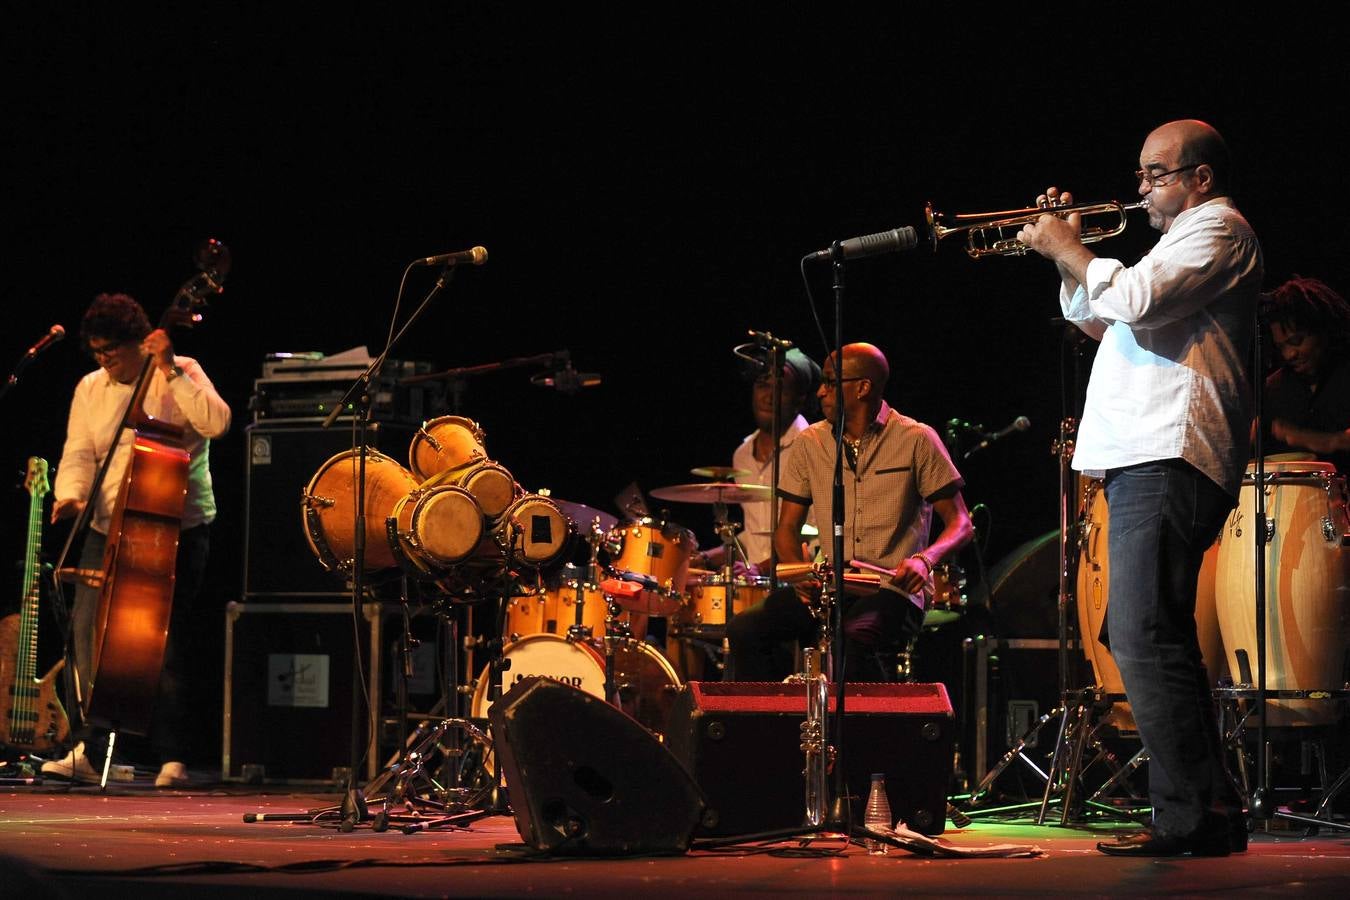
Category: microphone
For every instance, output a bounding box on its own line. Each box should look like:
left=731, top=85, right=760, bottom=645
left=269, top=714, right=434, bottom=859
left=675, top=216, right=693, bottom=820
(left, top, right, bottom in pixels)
left=414, top=246, right=488, bottom=267
left=806, top=225, right=920, bottom=262
left=964, top=415, right=1031, bottom=459
left=530, top=350, right=601, bottom=395
left=25, top=324, right=65, bottom=359
left=748, top=329, right=794, bottom=351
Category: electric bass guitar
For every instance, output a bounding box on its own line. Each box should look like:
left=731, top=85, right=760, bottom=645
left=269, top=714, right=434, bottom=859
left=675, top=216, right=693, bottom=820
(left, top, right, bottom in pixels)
left=0, top=457, right=71, bottom=752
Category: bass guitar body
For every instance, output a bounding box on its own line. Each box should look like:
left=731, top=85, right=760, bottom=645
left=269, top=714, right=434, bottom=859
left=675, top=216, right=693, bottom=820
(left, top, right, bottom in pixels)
left=0, top=617, right=70, bottom=753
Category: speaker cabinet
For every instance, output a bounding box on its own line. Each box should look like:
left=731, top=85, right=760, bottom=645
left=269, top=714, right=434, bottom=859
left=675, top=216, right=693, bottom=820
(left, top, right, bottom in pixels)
left=489, top=676, right=706, bottom=856
left=243, top=423, right=413, bottom=597
left=222, top=602, right=384, bottom=783
left=665, top=681, right=954, bottom=836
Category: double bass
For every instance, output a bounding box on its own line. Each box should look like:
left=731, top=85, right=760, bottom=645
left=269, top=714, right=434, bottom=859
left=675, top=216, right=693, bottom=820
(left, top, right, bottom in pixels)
left=62, top=240, right=230, bottom=736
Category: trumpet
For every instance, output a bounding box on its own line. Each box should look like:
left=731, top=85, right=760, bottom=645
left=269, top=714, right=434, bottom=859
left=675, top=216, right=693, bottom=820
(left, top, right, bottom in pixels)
left=926, top=199, right=1148, bottom=259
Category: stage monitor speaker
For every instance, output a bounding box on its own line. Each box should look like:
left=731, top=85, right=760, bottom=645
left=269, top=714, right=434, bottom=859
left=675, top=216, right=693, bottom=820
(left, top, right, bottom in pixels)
left=488, top=676, right=706, bottom=856
left=243, top=422, right=413, bottom=597
left=665, top=681, right=954, bottom=837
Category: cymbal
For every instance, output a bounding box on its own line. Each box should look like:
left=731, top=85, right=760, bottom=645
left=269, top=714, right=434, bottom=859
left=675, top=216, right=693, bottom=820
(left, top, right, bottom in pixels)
left=690, top=466, right=751, bottom=481
left=649, top=483, right=772, bottom=505
left=550, top=498, right=618, bottom=533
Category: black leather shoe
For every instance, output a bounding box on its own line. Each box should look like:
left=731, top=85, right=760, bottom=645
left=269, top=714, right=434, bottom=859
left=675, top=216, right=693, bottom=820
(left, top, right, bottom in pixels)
left=1096, top=829, right=1230, bottom=857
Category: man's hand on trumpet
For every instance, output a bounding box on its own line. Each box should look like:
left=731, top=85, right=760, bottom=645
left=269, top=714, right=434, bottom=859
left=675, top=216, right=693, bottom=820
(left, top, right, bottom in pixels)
left=1018, top=186, right=1095, bottom=288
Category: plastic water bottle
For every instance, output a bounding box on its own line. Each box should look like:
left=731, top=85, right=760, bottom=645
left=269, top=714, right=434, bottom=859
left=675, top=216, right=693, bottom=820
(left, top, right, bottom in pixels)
left=864, top=772, right=892, bottom=855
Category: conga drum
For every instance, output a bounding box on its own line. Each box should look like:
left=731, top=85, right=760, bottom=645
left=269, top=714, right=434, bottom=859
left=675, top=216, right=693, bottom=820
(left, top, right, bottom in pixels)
left=302, top=449, right=419, bottom=572
left=1076, top=477, right=1228, bottom=732
left=1215, top=460, right=1350, bottom=727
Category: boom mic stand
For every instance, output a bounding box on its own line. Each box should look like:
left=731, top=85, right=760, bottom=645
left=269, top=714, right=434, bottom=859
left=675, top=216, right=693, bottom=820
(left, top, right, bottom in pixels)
left=319, top=261, right=463, bottom=832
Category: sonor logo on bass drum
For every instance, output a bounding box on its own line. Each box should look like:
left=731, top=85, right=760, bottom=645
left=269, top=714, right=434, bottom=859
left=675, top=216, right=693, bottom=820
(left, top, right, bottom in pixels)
left=510, top=672, right=585, bottom=688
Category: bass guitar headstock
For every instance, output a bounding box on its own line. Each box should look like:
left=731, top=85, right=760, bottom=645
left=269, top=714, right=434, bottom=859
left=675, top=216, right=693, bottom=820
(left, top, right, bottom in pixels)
left=25, top=456, right=50, bottom=499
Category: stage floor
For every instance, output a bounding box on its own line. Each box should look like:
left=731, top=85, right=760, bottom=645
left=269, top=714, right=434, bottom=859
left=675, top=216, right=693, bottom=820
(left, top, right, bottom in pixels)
left=2, top=776, right=1349, bottom=898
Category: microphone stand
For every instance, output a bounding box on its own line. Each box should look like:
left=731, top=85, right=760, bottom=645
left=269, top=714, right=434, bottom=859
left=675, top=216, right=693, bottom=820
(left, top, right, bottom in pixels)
left=824, top=241, right=854, bottom=832
left=321, top=264, right=458, bottom=832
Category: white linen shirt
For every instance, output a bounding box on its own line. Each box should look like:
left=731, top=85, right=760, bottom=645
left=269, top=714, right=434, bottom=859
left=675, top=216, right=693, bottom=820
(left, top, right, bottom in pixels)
left=1060, top=197, right=1262, bottom=497
left=731, top=414, right=813, bottom=564
left=54, top=355, right=232, bottom=533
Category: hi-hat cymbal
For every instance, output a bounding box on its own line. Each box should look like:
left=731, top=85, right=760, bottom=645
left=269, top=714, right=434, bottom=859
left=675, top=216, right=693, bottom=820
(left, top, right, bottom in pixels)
left=690, top=466, right=751, bottom=481
left=649, top=483, right=772, bottom=505
left=550, top=498, right=618, bottom=533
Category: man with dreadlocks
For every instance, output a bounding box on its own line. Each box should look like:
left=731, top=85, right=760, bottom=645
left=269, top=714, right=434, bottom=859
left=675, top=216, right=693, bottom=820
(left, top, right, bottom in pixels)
left=1260, top=275, right=1350, bottom=473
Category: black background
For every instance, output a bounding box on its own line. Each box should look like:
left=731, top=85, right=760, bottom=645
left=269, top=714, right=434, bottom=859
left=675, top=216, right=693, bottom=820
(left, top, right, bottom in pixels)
left=4, top=7, right=1347, bottom=761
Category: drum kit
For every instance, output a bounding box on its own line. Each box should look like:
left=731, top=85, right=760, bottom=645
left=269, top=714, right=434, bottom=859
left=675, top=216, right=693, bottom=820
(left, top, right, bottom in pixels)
left=299, top=423, right=842, bottom=740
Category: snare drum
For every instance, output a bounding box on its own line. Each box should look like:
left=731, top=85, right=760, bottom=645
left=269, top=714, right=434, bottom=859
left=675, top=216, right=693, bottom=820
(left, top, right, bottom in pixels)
left=604, top=518, right=696, bottom=616
left=679, top=575, right=772, bottom=627
left=390, top=483, right=484, bottom=574
left=302, top=449, right=419, bottom=572
left=1215, top=461, right=1350, bottom=726
left=408, top=415, right=487, bottom=481
left=1076, top=477, right=1227, bottom=730
left=470, top=633, right=681, bottom=737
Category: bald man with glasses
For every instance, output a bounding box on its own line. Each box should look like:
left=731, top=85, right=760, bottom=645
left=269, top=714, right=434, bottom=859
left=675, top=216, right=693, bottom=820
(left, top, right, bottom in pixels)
left=1019, top=119, right=1261, bottom=857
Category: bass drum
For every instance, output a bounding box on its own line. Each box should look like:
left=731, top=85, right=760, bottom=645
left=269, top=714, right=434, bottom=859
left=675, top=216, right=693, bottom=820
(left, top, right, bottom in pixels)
left=470, top=633, right=681, bottom=737
left=1076, top=477, right=1227, bottom=731
left=408, top=415, right=487, bottom=481
left=1215, top=461, right=1350, bottom=727
left=302, top=449, right=419, bottom=572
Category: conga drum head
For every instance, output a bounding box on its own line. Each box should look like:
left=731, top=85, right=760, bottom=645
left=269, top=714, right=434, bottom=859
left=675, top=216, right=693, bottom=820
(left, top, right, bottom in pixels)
left=497, top=494, right=570, bottom=568
left=409, top=415, right=487, bottom=481
left=303, top=449, right=418, bottom=573
left=455, top=461, right=517, bottom=519
left=408, top=484, right=484, bottom=568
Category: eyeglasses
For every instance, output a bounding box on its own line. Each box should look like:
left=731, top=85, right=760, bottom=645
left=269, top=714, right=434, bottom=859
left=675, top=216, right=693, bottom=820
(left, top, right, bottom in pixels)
left=819, top=376, right=865, bottom=389
left=1134, top=163, right=1201, bottom=187
left=86, top=340, right=129, bottom=359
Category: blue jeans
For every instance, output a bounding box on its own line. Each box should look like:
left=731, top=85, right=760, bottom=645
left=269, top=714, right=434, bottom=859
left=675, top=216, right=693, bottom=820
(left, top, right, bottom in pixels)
left=1104, top=460, right=1241, bottom=838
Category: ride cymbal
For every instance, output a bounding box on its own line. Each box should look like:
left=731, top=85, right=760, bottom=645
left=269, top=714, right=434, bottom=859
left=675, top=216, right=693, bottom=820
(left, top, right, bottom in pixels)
left=649, top=483, right=772, bottom=505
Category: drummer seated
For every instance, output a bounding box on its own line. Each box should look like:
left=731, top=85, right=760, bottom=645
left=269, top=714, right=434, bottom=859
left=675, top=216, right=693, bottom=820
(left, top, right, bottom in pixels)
left=724, top=574, right=924, bottom=683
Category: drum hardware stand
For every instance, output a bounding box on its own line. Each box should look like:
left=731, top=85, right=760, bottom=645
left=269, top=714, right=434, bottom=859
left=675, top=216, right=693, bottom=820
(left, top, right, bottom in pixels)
left=1214, top=686, right=1350, bottom=834
left=362, top=592, right=496, bottom=832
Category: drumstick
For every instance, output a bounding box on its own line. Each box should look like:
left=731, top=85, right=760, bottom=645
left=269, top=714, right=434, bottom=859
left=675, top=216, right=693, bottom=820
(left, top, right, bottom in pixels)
left=848, top=559, right=896, bottom=578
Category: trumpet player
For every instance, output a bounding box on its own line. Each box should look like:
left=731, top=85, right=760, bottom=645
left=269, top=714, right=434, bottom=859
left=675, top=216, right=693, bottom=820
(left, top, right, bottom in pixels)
left=1018, top=119, right=1260, bottom=857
